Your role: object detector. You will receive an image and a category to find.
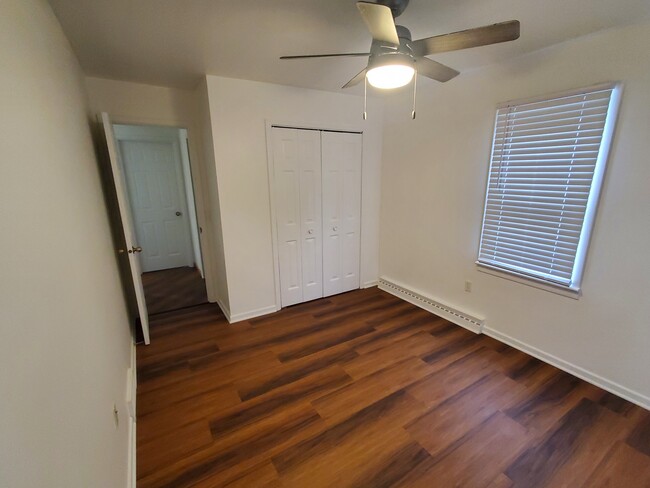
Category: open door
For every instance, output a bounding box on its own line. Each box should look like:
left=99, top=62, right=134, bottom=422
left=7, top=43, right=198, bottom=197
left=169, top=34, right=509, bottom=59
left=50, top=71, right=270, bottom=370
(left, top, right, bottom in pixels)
left=101, top=112, right=151, bottom=345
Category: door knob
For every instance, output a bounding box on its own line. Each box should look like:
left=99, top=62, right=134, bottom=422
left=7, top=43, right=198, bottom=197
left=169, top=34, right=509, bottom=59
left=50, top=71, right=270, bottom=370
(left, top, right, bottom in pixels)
left=307, top=229, right=314, bottom=235
left=175, top=211, right=182, bottom=216
left=128, top=246, right=143, bottom=254
left=333, top=226, right=338, bottom=232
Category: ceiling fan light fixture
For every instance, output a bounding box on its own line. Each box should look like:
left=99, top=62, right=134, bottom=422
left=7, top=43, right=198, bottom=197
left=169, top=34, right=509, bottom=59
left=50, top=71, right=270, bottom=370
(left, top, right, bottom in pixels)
left=367, top=64, right=415, bottom=89
left=366, top=52, right=415, bottom=89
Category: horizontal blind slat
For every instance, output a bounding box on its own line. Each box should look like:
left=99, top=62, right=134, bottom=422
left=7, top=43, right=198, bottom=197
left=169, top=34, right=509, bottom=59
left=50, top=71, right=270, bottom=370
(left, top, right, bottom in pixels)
left=480, top=240, right=578, bottom=261
left=494, top=122, right=605, bottom=140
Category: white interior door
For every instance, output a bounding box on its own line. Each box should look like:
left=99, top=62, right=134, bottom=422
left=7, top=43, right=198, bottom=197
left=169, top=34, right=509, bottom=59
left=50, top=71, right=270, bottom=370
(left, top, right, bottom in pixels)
left=322, top=131, right=362, bottom=297
left=115, top=128, right=193, bottom=273
left=272, top=127, right=323, bottom=307
left=101, top=113, right=150, bottom=345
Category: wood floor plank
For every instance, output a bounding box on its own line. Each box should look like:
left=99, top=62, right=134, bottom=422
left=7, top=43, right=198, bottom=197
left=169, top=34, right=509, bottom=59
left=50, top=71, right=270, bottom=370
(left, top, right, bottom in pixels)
left=273, top=390, right=427, bottom=474
left=487, top=473, right=514, bottom=488
left=137, top=419, right=213, bottom=478
left=312, top=357, right=435, bottom=424
left=352, top=312, right=442, bottom=355
left=219, top=462, right=280, bottom=488
left=534, top=401, right=632, bottom=487
left=275, top=422, right=414, bottom=488
left=343, top=331, right=441, bottom=379
left=209, top=365, right=352, bottom=439
left=236, top=344, right=358, bottom=401
left=398, top=412, right=531, bottom=487
left=407, top=346, right=503, bottom=408
left=626, top=411, right=650, bottom=456
left=136, top=289, right=650, bottom=487
left=406, top=371, right=528, bottom=458
left=582, top=441, right=650, bottom=487
left=504, top=370, right=602, bottom=434
left=137, top=383, right=241, bottom=445
left=274, top=323, right=376, bottom=362
left=139, top=402, right=325, bottom=488
left=505, top=397, right=629, bottom=488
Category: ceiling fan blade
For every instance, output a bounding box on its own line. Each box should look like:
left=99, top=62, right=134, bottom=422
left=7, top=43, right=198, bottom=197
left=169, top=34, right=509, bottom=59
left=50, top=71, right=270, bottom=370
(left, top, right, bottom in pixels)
left=342, top=68, right=367, bottom=89
left=280, top=52, right=370, bottom=60
left=357, top=1, right=400, bottom=45
left=415, top=57, right=459, bottom=83
left=412, top=20, right=520, bottom=57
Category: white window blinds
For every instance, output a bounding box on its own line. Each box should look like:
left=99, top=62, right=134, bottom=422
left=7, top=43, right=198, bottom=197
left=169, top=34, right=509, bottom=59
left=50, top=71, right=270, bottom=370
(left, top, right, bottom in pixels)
left=478, top=84, right=621, bottom=291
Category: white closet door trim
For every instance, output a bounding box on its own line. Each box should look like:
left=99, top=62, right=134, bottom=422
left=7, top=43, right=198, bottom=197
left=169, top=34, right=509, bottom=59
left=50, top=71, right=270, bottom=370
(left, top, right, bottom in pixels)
left=265, top=119, right=364, bottom=311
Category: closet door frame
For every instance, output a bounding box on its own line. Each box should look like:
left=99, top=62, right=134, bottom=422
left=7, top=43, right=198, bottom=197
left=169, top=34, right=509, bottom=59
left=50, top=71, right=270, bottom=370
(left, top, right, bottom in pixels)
left=265, top=119, right=364, bottom=310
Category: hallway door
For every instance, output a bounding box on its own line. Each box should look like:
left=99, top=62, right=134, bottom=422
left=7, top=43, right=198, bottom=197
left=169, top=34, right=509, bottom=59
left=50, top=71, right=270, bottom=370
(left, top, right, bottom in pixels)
left=115, top=126, right=194, bottom=272
left=100, top=113, right=150, bottom=344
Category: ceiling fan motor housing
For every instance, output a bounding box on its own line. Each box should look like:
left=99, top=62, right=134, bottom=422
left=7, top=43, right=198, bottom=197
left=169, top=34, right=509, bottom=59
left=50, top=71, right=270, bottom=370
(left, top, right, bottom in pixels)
left=369, top=25, right=414, bottom=66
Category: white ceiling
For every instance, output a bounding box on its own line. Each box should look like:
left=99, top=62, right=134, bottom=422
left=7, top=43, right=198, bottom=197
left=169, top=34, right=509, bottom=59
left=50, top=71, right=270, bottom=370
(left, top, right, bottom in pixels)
left=49, top=0, right=650, bottom=92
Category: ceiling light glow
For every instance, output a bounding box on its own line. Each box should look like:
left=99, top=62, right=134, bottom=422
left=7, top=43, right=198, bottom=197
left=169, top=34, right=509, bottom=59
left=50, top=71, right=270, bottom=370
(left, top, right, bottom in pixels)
left=366, top=64, right=415, bottom=89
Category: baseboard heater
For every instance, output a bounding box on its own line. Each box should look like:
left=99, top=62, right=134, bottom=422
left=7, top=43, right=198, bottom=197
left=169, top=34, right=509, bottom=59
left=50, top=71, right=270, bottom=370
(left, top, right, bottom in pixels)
left=378, top=278, right=484, bottom=333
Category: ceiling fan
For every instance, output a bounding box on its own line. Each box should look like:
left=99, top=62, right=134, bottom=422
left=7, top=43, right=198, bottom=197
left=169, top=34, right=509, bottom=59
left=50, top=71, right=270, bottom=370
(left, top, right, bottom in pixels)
left=280, top=0, right=520, bottom=117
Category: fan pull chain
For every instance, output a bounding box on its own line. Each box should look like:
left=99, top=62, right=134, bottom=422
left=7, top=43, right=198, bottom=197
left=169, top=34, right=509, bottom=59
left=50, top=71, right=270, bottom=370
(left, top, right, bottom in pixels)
left=411, top=69, right=417, bottom=120
left=363, top=76, right=368, bottom=120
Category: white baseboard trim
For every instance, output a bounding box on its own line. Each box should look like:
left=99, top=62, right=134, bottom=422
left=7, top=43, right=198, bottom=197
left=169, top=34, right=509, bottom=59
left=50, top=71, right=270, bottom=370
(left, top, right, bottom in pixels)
left=127, top=417, right=136, bottom=488
left=378, top=277, right=484, bottom=334
left=362, top=280, right=378, bottom=289
left=127, top=341, right=137, bottom=488
left=483, top=326, right=650, bottom=410
left=228, top=304, right=279, bottom=324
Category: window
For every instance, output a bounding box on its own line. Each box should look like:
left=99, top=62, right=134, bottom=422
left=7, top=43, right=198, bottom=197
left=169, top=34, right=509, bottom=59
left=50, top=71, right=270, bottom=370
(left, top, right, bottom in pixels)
left=477, top=83, right=622, bottom=294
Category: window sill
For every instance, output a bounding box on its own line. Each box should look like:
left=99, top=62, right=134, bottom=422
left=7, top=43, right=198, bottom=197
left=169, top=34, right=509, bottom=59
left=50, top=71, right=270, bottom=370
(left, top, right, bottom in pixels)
left=476, top=262, right=581, bottom=300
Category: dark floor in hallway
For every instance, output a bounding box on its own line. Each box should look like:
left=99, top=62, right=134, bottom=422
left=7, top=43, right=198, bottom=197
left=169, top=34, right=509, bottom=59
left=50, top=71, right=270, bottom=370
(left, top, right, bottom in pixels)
left=136, top=287, right=650, bottom=487
left=142, top=266, right=208, bottom=315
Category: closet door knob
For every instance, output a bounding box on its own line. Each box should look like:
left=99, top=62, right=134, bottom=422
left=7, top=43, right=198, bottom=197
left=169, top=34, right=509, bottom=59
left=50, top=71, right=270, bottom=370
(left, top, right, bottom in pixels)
left=333, top=226, right=338, bottom=232
left=307, top=229, right=314, bottom=235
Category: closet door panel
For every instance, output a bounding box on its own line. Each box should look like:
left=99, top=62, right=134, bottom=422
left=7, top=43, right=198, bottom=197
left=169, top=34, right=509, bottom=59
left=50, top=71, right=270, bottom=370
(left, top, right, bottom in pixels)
left=272, top=127, right=323, bottom=307
left=298, top=131, right=323, bottom=302
left=322, top=154, right=342, bottom=296
left=322, top=131, right=362, bottom=297
left=272, top=128, right=303, bottom=307
left=341, top=145, right=362, bottom=292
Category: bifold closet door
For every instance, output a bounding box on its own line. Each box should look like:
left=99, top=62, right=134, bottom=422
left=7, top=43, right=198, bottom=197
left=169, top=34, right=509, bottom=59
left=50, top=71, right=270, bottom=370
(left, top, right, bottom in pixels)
left=272, top=127, right=323, bottom=307
left=322, top=131, right=362, bottom=297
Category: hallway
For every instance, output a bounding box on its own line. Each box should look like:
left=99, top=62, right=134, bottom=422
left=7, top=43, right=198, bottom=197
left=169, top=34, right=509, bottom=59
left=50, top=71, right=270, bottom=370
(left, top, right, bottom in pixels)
left=142, top=267, right=208, bottom=315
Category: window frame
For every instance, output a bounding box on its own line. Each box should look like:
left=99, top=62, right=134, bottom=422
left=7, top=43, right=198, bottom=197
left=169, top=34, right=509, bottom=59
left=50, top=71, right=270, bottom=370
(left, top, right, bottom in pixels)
left=476, top=82, right=623, bottom=297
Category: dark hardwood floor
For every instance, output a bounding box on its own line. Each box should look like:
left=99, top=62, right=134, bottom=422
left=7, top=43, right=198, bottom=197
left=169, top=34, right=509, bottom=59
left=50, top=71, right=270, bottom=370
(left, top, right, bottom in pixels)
left=142, top=266, right=208, bottom=315
left=136, top=287, right=650, bottom=487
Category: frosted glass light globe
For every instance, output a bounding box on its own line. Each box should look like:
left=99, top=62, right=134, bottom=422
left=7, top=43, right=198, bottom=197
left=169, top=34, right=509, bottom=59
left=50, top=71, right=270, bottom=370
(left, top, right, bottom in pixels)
left=366, top=64, right=415, bottom=89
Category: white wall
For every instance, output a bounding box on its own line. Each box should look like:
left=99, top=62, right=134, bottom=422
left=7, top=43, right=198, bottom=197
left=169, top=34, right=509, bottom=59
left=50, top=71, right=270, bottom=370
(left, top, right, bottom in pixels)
left=380, top=22, right=650, bottom=406
left=84, top=77, right=216, bottom=299
left=204, top=76, right=384, bottom=320
left=195, top=79, right=230, bottom=311
left=0, top=1, right=133, bottom=486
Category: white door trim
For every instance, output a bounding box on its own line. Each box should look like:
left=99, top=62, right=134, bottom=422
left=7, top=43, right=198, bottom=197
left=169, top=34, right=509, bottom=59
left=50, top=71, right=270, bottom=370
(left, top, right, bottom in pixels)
left=265, top=119, right=365, bottom=312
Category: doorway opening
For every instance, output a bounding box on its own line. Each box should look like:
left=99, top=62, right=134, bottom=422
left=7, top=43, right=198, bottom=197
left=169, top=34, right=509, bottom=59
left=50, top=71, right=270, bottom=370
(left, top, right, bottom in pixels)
left=113, top=123, right=208, bottom=316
